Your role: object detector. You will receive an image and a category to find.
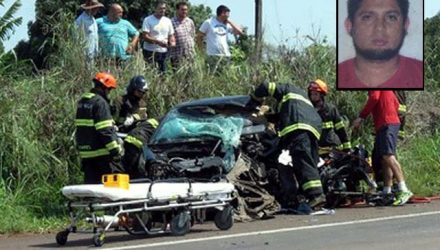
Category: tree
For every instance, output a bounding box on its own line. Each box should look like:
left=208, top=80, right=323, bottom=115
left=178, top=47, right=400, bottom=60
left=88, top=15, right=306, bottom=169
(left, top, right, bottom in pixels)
left=15, top=0, right=212, bottom=70
left=424, top=14, right=440, bottom=85
left=0, top=0, right=22, bottom=47
left=0, top=0, right=22, bottom=75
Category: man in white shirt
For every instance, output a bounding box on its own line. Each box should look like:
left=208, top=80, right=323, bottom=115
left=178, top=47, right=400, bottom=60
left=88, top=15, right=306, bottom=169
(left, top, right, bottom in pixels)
left=142, top=1, right=176, bottom=73
left=197, top=5, right=243, bottom=72
left=75, top=0, right=104, bottom=61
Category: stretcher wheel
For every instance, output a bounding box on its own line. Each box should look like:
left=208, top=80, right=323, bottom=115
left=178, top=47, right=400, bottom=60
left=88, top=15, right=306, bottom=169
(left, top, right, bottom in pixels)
left=170, top=211, right=190, bottom=236
left=93, top=231, right=105, bottom=247
left=55, top=230, right=69, bottom=245
left=214, top=205, right=234, bottom=230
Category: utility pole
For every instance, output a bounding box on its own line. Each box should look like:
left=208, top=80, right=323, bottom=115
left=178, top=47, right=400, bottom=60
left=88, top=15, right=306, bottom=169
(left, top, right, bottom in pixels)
left=255, top=0, right=262, bottom=62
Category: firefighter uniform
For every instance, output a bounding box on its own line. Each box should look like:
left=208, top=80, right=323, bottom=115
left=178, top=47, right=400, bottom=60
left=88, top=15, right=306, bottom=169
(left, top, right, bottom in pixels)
left=317, top=102, right=351, bottom=152
left=123, top=118, right=159, bottom=178
left=252, top=81, right=324, bottom=201
left=113, top=95, right=148, bottom=132
left=394, top=91, right=407, bottom=139
left=75, top=90, right=123, bottom=184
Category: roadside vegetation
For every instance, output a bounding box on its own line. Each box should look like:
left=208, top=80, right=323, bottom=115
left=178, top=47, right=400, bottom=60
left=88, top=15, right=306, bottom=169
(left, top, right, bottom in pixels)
left=0, top=4, right=439, bottom=234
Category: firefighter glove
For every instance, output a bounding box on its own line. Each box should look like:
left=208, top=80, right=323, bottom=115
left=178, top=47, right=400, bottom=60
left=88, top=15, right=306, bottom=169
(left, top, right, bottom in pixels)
left=123, top=115, right=135, bottom=127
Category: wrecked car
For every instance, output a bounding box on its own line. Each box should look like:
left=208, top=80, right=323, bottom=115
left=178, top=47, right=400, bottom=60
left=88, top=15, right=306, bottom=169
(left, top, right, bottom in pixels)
left=147, top=95, right=281, bottom=220
left=142, top=95, right=382, bottom=219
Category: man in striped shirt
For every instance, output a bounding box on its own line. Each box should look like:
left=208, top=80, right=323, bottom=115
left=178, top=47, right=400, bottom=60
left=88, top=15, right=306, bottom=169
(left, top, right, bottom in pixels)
left=169, top=1, right=195, bottom=69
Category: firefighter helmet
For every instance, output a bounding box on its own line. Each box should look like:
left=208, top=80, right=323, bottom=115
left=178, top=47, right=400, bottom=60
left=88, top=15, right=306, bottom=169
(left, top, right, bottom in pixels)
left=308, top=79, right=328, bottom=95
left=93, top=72, right=117, bottom=89
left=127, top=75, right=148, bottom=94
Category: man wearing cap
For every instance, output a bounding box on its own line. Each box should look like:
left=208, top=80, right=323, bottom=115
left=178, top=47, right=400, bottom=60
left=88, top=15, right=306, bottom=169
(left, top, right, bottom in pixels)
left=75, top=0, right=104, bottom=61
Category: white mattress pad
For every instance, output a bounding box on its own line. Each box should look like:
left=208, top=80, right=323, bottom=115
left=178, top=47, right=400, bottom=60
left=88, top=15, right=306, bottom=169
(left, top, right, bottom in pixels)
left=62, top=182, right=235, bottom=201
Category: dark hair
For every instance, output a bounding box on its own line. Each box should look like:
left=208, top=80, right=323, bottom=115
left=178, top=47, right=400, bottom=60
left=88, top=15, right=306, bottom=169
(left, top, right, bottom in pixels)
left=347, top=0, right=409, bottom=22
left=155, top=1, right=166, bottom=8
left=176, top=1, right=188, bottom=10
left=216, top=5, right=230, bottom=16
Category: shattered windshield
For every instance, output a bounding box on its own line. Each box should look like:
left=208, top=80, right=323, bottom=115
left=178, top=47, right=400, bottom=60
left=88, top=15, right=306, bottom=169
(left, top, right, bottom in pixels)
left=150, top=107, right=245, bottom=172
left=151, top=107, right=244, bottom=147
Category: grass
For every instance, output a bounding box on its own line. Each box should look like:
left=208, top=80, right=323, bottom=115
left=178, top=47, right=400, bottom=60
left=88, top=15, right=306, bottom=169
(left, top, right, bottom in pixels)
left=0, top=17, right=439, bottom=233
left=399, top=134, right=440, bottom=196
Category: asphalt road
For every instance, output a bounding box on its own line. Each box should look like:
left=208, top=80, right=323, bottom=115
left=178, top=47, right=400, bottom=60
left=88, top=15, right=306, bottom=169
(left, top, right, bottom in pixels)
left=2, top=201, right=440, bottom=250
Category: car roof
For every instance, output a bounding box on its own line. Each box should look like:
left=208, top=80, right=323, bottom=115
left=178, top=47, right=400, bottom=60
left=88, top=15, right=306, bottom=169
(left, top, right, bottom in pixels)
left=175, top=95, right=251, bottom=109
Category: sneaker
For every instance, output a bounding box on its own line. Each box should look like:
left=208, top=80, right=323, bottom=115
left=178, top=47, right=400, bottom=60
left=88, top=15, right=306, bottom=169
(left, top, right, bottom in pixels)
left=393, top=191, right=413, bottom=206
left=308, top=194, right=326, bottom=209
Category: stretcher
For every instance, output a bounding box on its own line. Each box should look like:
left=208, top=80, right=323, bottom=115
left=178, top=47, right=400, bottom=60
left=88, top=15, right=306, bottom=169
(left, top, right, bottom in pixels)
left=55, top=176, right=236, bottom=247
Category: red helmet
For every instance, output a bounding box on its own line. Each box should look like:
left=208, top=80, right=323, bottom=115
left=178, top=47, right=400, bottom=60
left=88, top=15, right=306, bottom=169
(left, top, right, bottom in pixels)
left=93, top=72, right=117, bottom=89
left=308, top=79, right=328, bottom=95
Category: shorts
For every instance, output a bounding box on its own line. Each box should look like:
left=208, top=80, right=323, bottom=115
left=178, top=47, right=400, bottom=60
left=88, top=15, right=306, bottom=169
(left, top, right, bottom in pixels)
left=374, top=124, right=400, bottom=156
left=371, top=124, right=400, bottom=182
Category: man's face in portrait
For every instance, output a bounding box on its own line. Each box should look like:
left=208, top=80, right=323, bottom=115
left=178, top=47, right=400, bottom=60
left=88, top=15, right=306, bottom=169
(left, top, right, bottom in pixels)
left=345, top=0, right=409, bottom=61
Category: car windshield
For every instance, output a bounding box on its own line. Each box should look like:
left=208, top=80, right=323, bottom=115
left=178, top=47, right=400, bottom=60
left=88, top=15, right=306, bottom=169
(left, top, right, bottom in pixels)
left=151, top=108, right=244, bottom=147
left=150, top=107, right=245, bottom=172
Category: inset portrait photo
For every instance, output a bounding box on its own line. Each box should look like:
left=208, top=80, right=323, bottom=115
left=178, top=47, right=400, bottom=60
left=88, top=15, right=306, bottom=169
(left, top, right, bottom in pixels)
left=337, top=0, right=423, bottom=90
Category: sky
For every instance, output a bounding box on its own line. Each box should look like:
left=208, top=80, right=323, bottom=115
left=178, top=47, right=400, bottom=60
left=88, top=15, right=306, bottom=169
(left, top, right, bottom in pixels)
left=1, top=0, right=440, bottom=52
left=0, top=0, right=35, bottom=51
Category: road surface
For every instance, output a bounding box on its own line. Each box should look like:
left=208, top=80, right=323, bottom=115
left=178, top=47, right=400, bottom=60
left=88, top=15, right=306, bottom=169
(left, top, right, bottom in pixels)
left=1, top=201, right=440, bottom=250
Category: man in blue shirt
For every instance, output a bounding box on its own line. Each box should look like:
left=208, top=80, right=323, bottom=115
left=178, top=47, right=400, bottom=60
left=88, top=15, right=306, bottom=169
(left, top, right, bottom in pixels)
left=96, top=4, right=139, bottom=61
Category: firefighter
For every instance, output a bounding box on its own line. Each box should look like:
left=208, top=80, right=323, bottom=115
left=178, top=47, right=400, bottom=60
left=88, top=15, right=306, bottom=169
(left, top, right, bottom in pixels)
left=308, top=79, right=351, bottom=155
left=113, top=75, right=149, bottom=132
left=122, top=118, right=159, bottom=179
left=75, top=72, right=124, bottom=184
left=394, top=90, right=407, bottom=139
left=251, top=81, right=326, bottom=209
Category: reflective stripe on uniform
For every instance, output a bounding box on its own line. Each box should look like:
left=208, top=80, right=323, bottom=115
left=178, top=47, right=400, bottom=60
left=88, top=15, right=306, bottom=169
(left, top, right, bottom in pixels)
left=398, top=104, right=407, bottom=113
left=95, top=119, right=114, bottom=130
left=82, top=93, right=95, bottom=99
left=147, top=118, right=159, bottom=128
left=302, top=180, right=322, bottom=191
left=75, top=119, right=94, bottom=127
left=133, top=114, right=141, bottom=120
left=322, top=121, right=334, bottom=129
left=105, top=140, right=121, bottom=152
left=268, top=82, right=276, bottom=96
left=279, top=123, right=321, bottom=139
left=278, top=93, right=313, bottom=110
left=342, top=141, right=352, bottom=150
left=334, top=121, right=345, bottom=130
left=319, top=147, right=332, bottom=155
left=125, top=135, right=143, bottom=148
left=79, top=148, right=110, bottom=158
